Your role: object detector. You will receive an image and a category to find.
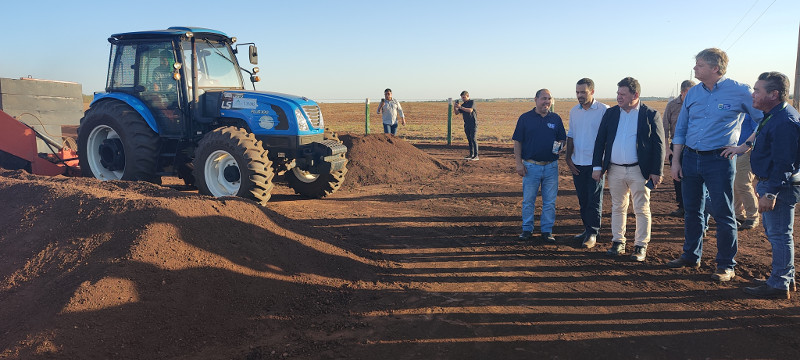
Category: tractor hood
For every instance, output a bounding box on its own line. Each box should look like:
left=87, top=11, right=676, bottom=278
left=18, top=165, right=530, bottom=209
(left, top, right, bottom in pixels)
left=215, top=90, right=323, bottom=136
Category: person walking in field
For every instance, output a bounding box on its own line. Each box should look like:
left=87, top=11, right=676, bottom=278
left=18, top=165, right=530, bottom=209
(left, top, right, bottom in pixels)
left=667, top=48, right=763, bottom=282
left=377, top=88, right=405, bottom=135
left=454, top=90, right=479, bottom=160
left=513, top=89, right=566, bottom=243
left=565, top=78, right=609, bottom=249
left=592, top=77, right=664, bottom=262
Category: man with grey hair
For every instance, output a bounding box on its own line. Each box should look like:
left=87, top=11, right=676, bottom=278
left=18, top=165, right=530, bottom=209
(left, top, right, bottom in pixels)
left=663, top=80, right=696, bottom=217
left=668, top=48, right=764, bottom=282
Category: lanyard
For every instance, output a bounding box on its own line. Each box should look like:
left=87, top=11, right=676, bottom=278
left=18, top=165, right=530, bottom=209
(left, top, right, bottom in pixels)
left=755, top=103, right=788, bottom=136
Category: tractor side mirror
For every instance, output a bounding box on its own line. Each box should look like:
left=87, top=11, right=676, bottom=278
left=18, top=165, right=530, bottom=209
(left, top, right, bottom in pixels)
left=249, top=45, right=258, bottom=65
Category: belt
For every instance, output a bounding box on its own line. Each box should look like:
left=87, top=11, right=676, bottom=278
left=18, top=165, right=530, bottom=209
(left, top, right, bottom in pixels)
left=685, top=146, right=723, bottom=155
left=611, top=162, right=638, bottom=167
left=524, top=159, right=554, bottom=166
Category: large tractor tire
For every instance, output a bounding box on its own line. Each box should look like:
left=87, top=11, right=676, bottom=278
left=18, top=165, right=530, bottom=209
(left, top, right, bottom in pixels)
left=78, top=100, right=161, bottom=183
left=285, top=154, right=347, bottom=199
left=193, top=127, right=274, bottom=205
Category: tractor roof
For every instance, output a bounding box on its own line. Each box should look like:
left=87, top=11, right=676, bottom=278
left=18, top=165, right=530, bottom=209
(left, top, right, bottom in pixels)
left=109, top=27, right=231, bottom=42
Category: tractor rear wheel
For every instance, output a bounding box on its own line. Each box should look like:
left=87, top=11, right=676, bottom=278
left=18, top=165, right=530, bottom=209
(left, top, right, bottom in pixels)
left=285, top=154, right=347, bottom=199
left=78, top=100, right=161, bottom=183
left=193, top=127, right=274, bottom=205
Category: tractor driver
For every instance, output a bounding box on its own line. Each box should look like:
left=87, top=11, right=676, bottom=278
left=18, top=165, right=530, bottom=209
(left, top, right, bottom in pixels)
left=152, top=50, right=175, bottom=92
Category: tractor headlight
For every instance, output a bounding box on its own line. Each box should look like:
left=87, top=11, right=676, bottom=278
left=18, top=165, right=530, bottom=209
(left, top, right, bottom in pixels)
left=294, top=108, right=309, bottom=131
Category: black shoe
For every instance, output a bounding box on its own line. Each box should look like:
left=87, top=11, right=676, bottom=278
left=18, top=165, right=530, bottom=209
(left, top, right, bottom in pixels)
left=518, top=231, right=532, bottom=241
left=670, top=207, right=685, bottom=217
left=743, top=284, right=790, bottom=299
left=606, top=242, right=625, bottom=256
left=667, top=257, right=701, bottom=269
left=752, top=278, right=797, bottom=292
left=630, top=245, right=647, bottom=262
left=573, top=232, right=588, bottom=241
left=581, top=234, right=597, bottom=249
left=711, top=268, right=735, bottom=282
left=541, top=232, right=556, bottom=243
left=738, top=219, right=757, bottom=230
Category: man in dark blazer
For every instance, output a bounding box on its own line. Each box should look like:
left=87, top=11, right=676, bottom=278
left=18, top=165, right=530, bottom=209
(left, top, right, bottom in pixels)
left=591, top=77, right=665, bottom=262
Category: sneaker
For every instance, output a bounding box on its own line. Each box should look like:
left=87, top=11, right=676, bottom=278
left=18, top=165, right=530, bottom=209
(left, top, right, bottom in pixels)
left=630, top=245, right=647, bottom=262
left=711, top=268, right=735, bottom=282
left=464, top=155, right=474, bottom=160
left=743, top=284, right=790, bottom=299
left=573, top=232, right=588, bottom=241
left=581, top=234, right=597, bottom=249
left=541, top=232, right=556, bottom=243
left=738, top=219, right=757, bottom=230
left=667, top=257, right=701, bottom=269
left=670, top=207, right=685, bottom=217
left=518, top=231, right=533, bottom=241
left=606, top=242, right=625, bottom=256
left=470, top=156, right=479, bottom=161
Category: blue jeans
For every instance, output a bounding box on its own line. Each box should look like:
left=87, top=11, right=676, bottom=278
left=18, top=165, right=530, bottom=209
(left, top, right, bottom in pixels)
left=758, top=182, right=799, bottom=291
left=464, top=123, right=478, bottom=157
left=572, top=165, right=603, bottom=235
left=679, top=149, right=737, bottom=270
left=383, top=123, right=398, bottom=135
left=522, top=161, right=558, bottom=233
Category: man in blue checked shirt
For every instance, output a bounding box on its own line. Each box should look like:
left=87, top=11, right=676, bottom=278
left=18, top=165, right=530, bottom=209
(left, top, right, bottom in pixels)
left=667, top=48, right=763, bottom=282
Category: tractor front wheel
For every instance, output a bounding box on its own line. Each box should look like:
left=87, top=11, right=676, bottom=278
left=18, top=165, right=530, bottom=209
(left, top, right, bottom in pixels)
left=193, top=127, right=274, bottom=205
left=285, top=160, right=347, bottom=199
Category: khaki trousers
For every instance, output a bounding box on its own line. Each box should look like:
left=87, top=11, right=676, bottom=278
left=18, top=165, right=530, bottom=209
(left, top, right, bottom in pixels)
left=734, top=151, right=759, bottom=222
left=607, top=164, right=652, bottom=246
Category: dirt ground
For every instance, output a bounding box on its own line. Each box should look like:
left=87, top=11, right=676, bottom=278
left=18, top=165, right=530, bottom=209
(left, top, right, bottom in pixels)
left=2, top=133, right=800, bottom=360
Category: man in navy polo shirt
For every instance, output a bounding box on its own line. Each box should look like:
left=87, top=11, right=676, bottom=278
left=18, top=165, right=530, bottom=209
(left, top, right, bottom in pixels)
left=740, top=72, right=800, bottom=299
left=513, top=89, right=566, bottom=243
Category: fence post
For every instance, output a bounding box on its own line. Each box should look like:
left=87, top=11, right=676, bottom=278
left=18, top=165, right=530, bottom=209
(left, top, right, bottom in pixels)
left=365, top=98, right=370, bottom=135
left=447, top=98, right=453, bottom=146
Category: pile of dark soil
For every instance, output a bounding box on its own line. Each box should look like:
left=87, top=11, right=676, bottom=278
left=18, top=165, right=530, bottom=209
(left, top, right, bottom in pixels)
left=338, top=133, right=452, bottom=186
left=0, top=169, right=382, bottom=359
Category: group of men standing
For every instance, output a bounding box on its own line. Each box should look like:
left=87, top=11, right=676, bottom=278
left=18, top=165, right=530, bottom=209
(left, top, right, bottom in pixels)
left=512, top=47, right=800, bottom=299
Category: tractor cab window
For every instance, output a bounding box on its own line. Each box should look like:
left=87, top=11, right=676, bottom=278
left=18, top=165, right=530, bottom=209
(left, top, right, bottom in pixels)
left=137, top=42, right=183, bottom=136
left=181, top=39, right=243, bottom=96
left=107, top=44, right=137, bottom=90
left=139, top=45, right=177, bottom=92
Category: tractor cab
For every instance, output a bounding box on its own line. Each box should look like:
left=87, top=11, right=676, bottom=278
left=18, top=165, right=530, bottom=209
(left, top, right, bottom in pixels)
left=101, top=27, right=256, bottom=139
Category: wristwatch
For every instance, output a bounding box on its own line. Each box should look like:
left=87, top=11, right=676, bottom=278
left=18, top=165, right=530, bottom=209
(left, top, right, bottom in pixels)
left=765, top=193, right=777, bottom=200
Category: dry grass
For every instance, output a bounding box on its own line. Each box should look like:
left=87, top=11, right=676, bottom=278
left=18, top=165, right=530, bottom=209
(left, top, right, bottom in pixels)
left=321, top=100, right=669, bottom=144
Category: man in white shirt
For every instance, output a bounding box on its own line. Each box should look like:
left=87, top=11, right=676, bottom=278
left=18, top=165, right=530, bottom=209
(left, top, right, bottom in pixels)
left=565, top=78, right=609, bottom=248
left=592, top=77, right=665, bottom=261
left=377, top=88, right=405, bottom=135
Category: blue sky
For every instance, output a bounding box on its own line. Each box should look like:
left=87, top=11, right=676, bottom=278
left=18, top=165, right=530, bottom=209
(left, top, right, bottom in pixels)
left=1, top=0, right=797, bottom=101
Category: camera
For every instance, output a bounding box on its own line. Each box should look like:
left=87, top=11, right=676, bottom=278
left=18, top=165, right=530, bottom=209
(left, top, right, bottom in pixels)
left=454, top=99, right=460, bottom=105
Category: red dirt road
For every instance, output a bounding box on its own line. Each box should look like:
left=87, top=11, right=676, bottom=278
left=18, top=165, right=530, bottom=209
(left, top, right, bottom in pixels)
left=2, top=134, right=799, bottom=359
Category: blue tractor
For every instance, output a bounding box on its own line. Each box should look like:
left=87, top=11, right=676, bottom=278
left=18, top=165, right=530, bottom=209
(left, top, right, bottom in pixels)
left=78, top=27, right=347, bottom=204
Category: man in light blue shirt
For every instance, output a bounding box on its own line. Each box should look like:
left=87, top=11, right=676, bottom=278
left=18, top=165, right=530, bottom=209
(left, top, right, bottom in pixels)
left=668, top=48, right=764, bottom=282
